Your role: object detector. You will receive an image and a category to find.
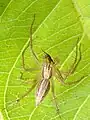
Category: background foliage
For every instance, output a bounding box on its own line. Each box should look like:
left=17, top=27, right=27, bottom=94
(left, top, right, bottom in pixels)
left=0, top=0, right=90, bottom=120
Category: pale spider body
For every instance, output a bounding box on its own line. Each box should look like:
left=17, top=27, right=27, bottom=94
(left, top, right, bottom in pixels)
left=42, top=63, right=52, bottom=79
left=36, top=53, right=54, bottom=106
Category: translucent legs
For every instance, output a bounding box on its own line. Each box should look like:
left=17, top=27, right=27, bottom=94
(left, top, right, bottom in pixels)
left=22, top=14, right=39, bottom=72
left=56, top=41, right=85, bottom=86
left=17, top=15, right=40, bottom=102
left=51, top=79, right=61, bottom=119
left=16, top=80, right=37, bottom=102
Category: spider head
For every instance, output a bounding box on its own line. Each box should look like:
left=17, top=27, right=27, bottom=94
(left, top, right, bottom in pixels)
left=42, top=50, right=54, bottom=64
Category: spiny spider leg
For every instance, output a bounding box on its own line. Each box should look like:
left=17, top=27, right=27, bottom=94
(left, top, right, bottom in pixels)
left=16, top=80, right=37, bottom=102
left=22, top=14, right=40, bottom=71
left=56, top=66, right=85, bottom=86
left=16, top=15, right=40, bottom=103
left=19, top=72, right=36, bottom=85
left=64, top=41, right=81, bottom=79
left=22, top=44, right=39, bottom=71
left=64, top=75, right=85, bottom=85
left=55, top=41, right=85, bottom=86
left=51, top=79, right=61, bottom=119
left=22, top=44, right=32, bottom=71
left=70, top=43, right=81, bottom=74
left=2, top=79, right=38, bottom=111
left=29, top=14, right=39, bottom=63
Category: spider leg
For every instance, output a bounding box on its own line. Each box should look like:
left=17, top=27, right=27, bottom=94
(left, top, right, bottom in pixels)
left=19, top=71, right=36, bottom=85
left=22, top=14, right=40, bottom=71
left=16, top=79, right=37, bottom=102
left=22, top=44, right=33, bottom=71
left=70, top=43, right=81, bottom=74
left=56, top=67, right=85, bottom=86
left=2, top=79, right=38, bottom=111
left=22, top=44, right=39, bottom=71
left=29, top=14, right=40, bottom=64
left=54, top=40, right=85, bottom=86
left=64, top=41, right=81, bottom=79
left=51, top=79, right=61, bottom=119
left=63, top=75, right=85, bottom=85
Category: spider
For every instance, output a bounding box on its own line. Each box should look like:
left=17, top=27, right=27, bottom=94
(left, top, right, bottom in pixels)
left=17, top=14, right=85, bottom=118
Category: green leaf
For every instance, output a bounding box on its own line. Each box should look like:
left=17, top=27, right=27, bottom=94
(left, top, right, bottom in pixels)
left=0, top=0, right=90, bottom=120
left=0, top=0, right=10, bottom=15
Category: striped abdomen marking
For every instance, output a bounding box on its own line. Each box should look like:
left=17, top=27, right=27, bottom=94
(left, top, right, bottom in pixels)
left=36, top=79, right=50, bottom=106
